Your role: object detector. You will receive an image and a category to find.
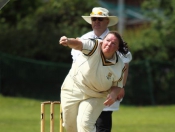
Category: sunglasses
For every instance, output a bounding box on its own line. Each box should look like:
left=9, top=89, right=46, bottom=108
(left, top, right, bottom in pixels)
left=91, top=17, right=105, bottom=21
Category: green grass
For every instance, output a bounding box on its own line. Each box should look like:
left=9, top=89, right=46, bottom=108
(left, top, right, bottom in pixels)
left=0, top=94, right=175, bottom=132
left=0, top=95, right=61, bottom=132
left=112, top=105, right=175, bottom=132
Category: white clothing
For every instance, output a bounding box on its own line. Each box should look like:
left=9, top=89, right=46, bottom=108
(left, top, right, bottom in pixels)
left=71, top=29, right=109, bottom=62
left=71, top=29, right=132, bottom=111
left=69, top=39, right=125, bottom=96
left=61, top=73, right=106, bottom=132
left=61, top=39, right=125, bottom=132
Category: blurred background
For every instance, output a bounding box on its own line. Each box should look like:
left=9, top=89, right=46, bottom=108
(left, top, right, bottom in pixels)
left=0, top=0, right=175, bottom=106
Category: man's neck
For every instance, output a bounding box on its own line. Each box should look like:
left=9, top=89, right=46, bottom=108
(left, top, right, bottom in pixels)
left=94, top=29, right=107, bottom=37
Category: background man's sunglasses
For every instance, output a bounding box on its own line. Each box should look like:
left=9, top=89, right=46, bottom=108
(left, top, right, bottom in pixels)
left=91, top=17, right=105, bottom=21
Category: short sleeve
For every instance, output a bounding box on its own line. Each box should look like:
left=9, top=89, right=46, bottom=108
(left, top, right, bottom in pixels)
left=81, top=39, right=100, bottom=55
left=118, top=51, right=132, bottom=63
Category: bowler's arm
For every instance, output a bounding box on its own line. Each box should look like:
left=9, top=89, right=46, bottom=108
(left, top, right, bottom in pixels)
left=59, top=36, right=83, bottom=50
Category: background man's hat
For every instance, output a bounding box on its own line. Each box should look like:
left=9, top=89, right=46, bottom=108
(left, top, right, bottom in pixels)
left=82, top=7, right=118, bottom=27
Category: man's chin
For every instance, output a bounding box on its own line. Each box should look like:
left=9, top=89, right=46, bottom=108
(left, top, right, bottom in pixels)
left=94, top=26, right=101, bottom=29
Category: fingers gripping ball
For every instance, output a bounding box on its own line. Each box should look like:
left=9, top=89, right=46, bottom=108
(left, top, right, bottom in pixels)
left=59, top=36, right=69, bottom=46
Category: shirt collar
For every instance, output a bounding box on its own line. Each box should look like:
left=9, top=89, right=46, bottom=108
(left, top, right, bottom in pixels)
left=101, top=52, right=119, bottom=66
left=106, top=54, right=117, bottom=64
left=92, top=28, right=109, bottom=39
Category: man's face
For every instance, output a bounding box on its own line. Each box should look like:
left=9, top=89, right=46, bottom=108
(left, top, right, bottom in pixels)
left=91, top=17, right=109, bottom=31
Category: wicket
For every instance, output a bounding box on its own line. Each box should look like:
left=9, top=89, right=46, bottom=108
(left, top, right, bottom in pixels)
left=41, top=101, right=63, bottom=132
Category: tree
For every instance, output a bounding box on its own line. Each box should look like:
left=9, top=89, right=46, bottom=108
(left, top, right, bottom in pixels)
left=0, top=0, right=43, bottom=29
left=132, top=0, right=175, bottom=61
left=0, top=0, right=99, bottom=63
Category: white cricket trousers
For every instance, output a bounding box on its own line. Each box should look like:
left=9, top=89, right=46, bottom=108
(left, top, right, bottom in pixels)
left=61, top=75, right=106, bottom=132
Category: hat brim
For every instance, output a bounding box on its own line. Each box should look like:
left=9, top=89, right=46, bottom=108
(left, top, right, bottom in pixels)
left=82, top=16, right=118, bottom=27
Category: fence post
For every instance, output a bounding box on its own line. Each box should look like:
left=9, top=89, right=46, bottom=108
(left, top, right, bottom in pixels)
left=0, top=53, right=1, bottom=94
left=145, top=60, right=156, bottom=105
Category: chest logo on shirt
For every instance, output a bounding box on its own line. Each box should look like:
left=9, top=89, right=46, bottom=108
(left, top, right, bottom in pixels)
left=106, top=72, right=112, bottom=80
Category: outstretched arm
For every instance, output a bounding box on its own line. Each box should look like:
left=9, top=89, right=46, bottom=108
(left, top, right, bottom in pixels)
left=59, top=36, right=83, bottom=51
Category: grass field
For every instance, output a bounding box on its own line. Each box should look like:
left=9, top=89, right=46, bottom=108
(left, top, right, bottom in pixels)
left=0, top=94, right=175, bottom=132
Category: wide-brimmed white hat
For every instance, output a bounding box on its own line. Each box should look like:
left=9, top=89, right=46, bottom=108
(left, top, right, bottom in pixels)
left=82, top=7, right=118, bottom=27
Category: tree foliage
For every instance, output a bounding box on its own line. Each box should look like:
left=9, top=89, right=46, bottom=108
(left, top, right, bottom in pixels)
left=0, top=0, right=43, bottom=29
left=1, top=0, right=175, bottom=63
left=0, top=0, right=99, bottom=63
left=132, top=0, right=175, bottom=61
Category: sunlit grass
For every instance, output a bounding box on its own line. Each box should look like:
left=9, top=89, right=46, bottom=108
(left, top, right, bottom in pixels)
left=0, top=94, right=175, bottom=132
left=112, top=105, right=175, bottom=132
